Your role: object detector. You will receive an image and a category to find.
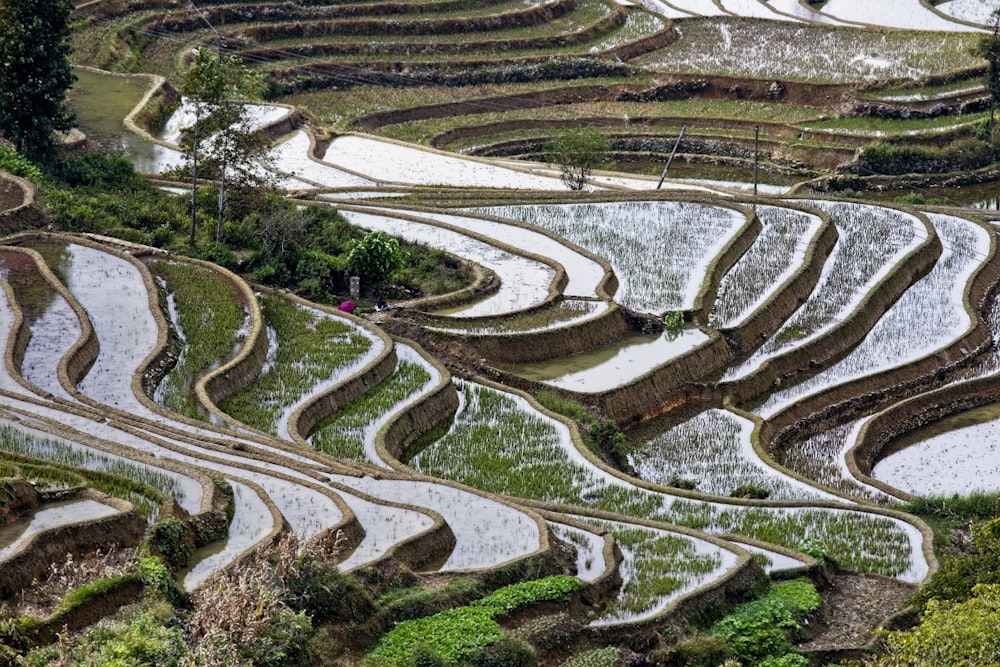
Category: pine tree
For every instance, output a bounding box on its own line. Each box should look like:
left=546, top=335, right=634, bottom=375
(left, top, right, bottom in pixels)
left=0, top=0, right=76, bottom=165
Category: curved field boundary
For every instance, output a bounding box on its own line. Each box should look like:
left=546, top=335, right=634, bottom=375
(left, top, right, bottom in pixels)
left=847, top=286, right=1000, bottom=500
left=692, top=207, right=760, bottom=323
left=0, top=235, right=102, bottom=397
left=0, top=172, right=40, bottom=233
left=523, top=501, right=762, bottom=638
left=364, top=202, right=620, bottom=301
left=337, top=204, right=569, bottom=319
left=325, top=476, right=457, bottom=573
left=280, top=289, right=397, bottom=444
left=536, top=509, right=623, bottom=601
left=440, top=375, right=938, bottom=581
left=401, top=303, right=631, bottom=365
left=0, top=490, right=144, bottom=599
left=234, top=4, right=628, bottom=61
left=374, top=336, right=460, bottom=466
left=762, top=214, right=999, bottom=460
left=720, top=204, right=942, bottom=407
left=716, top=202, right=838, bottom=357
left=231, top=0, right=578, bottom=41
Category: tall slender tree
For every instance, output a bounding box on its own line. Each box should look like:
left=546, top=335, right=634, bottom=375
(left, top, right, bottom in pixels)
left=0, top=0, right=76, bottom=165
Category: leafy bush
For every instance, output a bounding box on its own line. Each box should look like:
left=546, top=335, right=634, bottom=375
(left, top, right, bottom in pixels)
left=709, top=580, right=820, bottom=666
left=55, top=152, right=138, bottom=189
left=199, top=240, right=238, bottom=271
left=465, top=636, right=536, bottom=667
left=369, top=607, right=504, bottom=666
left=730, top=483, right=771, bottom=500
left=471, top=576, right=583, bottom=616
left=912, top=516, right=1000, bottom=611
left=346, top=230, right=408, bottom=287
left=650, top=635, right=727, bottom=667
left=867, top=584, right=1000, bottom=667
left=286, top=554, right=375, bottom=623
left=0, top=146, right=43, bottom=182
left=145, top=517, right=192, bottom=572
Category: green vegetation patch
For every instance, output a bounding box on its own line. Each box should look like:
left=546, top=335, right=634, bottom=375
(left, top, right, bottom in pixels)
left=310, top=359, right=431, bottom=462
left=151, top=260, right=248, bottom=420
left=368, top=606, right=504, bottom=665
left=470, top=575, right=583, bottom=615
left=218, top=295, right=372, bottom=433
left=709, top=579, right=820, bottom=667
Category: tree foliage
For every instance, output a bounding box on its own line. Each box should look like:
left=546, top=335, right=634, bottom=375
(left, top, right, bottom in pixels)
left=868, top=584, right=1000, bottom=667
left=0, top=0, right=75, bottom=165
left=547, top=127, right=608, bottom=190
left=346, top=230, right=408, bottom=286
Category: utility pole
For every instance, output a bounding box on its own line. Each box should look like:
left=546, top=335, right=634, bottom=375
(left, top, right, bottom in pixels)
left=657, top=125, right=686, bottom=190
left=753, top=125, right=759, bottom=200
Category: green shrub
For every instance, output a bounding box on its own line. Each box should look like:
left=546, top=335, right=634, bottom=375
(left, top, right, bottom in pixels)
left=0, top=146, right=43, bottom=182
left=199, top=241, right=238, bottom=271
left=56, top=152, right=138, bottom=189
left=145, top=516, right=192, bottom=572
left=709, top=580, right=820, bottom=666
left=464, top=636, right=536, bottom=667
left=379, top=579, right=482, bottom=622
left=287, top=555, right=375, bottom=623
left=471, top=576, right=583, bottom=617
left=730, top=483, right=771, bottom=500
left=651, top=635, right=727, bottom=667
left=369, top=607, right=504, bottom=666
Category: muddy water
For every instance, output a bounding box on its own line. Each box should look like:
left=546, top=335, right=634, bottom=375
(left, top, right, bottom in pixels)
left=874, top=402, right=1000, bottom=496
left=505, top=328, right=709, bottom=393
left=69, top=69, right=183, bottom=174
left=0, top=499, right=118, bottom=560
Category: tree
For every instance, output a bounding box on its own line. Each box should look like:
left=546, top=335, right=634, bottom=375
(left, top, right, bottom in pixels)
left=547, top=126, right=608, bottom=190
left=180, top=48, right=269, bottom=244
left=973, top=9, right=1000, bottom=136
left=346, top=231, right=407, bottom=287
left=0, top=0, right=75, bottom=165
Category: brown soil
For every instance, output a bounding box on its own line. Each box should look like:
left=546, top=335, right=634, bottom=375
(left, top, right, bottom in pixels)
left=0, top=179, right=25, bottom=212
left=799, top=572, right=916, bottom=652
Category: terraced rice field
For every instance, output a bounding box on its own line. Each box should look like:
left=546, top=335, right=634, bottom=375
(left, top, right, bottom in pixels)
left=11, top=2, right=1000, bottom=661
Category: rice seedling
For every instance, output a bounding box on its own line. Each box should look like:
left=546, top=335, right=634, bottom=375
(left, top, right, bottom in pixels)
left=709, top=206, right=822, bottom=328
left=218, top=295, right=373, bottom=435
left=818, top=0, right=981, bottom=31
left=480, top=201, right=745, bottom=313
left=639, top=18, right=980, bottom=82
left=573, top=517, right=733, bottom=625
left=150, top=260, right=250, bottom=421
left=627, top=408, right=829, bottom=500
left=558, top=647, right=623, bottom=667
left=936, top=0, right=996, bottom=25
left=548, top=521, right=606, bottom=581
left=780, top=421, right=896, bottom=503
left=756, top=213, right=987, bottom=417
left=0, top=422, right=190, bottom=513
left=411, top=382, right=920, bottom=577
left=724, top=201, right=925, bottom=381
left=310, top=359, right=431, bottom=464
left=873, top=404, right=1000, bottom=497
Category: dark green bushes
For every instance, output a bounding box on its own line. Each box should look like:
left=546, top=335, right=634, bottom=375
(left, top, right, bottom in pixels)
left=708, top=579, right=820, bottom=667
left=859, top=138, right=996, bottom=174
